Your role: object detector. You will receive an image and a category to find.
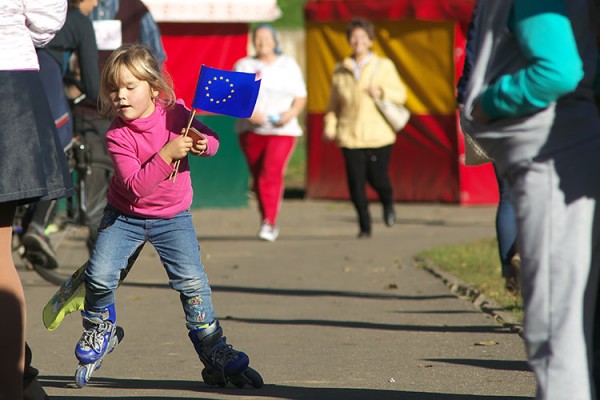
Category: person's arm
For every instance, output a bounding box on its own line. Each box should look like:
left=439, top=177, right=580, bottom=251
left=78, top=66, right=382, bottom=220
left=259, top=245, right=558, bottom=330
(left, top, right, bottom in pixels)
left=323, top=73, right=340, bottom=141
left=457, top=0, right=480, bottom=107
left=107, top=132, right=174, bottom=199
left=276, top=97, right=306, bottom=127
left=76, top=15, right=100, bottom=101
left=375, top=58, right=407, bottom=105
left=275, top=60, right=307, bottom=126
left=140, top=12, right=166, bottom=66
left=477, top=0, right=583, bottom=121
left=24, top=0, right=67, bottom=47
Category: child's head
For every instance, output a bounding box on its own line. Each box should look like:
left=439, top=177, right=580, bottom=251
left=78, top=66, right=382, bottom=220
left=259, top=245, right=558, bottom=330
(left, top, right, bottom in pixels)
left=99, top=43, right=175, bottom=119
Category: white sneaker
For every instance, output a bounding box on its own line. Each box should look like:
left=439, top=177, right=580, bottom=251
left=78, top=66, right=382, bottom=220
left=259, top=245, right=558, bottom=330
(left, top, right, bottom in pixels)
left=258, top=222, right=279, bottom=242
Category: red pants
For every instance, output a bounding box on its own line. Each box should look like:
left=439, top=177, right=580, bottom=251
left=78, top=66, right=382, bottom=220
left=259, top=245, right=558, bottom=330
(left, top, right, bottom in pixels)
left=239, top=132, right=296, bottom=225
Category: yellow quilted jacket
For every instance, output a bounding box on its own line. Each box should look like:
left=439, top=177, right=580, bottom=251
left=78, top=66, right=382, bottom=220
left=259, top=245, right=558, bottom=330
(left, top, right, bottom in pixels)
left=323, top=55, right=407, bottom=149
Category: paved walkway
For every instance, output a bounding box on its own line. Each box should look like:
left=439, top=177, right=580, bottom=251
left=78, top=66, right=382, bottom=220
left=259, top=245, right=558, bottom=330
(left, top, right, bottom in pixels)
left=20, top=199, right=536, bottom=399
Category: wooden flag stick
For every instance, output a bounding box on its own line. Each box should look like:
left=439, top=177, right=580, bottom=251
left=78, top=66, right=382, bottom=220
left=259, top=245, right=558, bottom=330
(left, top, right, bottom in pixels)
left=170, top=109, right=197, bottom=182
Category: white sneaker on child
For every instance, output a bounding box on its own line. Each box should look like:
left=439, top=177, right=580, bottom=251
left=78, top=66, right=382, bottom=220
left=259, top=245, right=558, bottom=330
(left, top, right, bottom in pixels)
left=258, top=222, right=279, bottom=242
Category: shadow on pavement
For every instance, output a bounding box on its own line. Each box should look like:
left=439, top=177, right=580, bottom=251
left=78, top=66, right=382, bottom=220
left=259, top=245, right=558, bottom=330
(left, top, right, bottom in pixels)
left=394, top=309, right=479, bottom=314
left=222, top=316, right=512, bottom=334
left=42, top=375, right=531, bottom=400
left=425, top=358, right=531, bottom=372
left=121, top=283, right=457, bottom=302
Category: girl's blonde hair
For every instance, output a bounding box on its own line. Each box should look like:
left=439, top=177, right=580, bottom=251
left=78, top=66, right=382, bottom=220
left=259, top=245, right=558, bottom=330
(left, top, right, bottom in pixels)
left=98, top=43, right=175, bottom=118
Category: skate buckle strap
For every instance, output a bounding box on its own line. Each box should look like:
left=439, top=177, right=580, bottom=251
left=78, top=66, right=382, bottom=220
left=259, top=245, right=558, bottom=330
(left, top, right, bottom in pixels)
left=208, top=342, right=240, bottom=382
left=211, top=343, right=239, bottom=365
left=82, top=322, right=112, bottom=353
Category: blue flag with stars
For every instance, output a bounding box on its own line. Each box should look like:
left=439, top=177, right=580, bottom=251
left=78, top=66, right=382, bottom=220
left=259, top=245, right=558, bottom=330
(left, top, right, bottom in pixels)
left=191, top=65, right=261, bottom=118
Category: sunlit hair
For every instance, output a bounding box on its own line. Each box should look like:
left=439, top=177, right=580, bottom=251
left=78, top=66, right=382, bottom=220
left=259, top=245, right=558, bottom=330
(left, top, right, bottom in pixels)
left=346, top=17, right=375, bottom=41
left=98, top=43, right=175, bottom=118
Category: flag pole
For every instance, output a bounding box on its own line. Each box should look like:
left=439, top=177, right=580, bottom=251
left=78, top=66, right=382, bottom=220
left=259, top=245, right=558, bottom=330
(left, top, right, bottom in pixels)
left=170, top=109, right=197, bottom=182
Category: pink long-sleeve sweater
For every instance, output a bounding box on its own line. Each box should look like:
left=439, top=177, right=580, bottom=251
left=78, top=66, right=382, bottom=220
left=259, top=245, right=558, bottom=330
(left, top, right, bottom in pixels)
left=106, top=100, right=219, bottom=218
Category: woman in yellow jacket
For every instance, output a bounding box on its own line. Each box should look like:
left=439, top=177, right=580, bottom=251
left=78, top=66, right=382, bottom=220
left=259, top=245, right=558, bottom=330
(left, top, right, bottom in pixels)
left=323, top=18, right=407, bottom=238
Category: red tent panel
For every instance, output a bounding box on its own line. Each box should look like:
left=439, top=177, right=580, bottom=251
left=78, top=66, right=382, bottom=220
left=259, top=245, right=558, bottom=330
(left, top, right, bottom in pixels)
left=158, top=23, right=248, bottom=107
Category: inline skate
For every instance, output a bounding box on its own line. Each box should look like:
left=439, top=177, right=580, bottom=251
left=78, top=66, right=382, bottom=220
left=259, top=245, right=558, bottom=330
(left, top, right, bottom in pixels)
left=74, top=304, right=123, bottom=387
left=188, top=320, right=263, bottom=388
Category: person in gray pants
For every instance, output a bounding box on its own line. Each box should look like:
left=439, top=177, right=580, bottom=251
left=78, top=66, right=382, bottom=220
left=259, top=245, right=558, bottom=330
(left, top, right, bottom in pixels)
left=460, top=1, right=600, bottom=399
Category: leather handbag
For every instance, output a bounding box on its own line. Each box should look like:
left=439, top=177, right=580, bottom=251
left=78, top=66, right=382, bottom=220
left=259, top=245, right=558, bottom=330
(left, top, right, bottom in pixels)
left=370, top=58, right=410, bottom=131
left=463, top=133, right=493, bottom=166
left=373, top=97, right=410, bottom=132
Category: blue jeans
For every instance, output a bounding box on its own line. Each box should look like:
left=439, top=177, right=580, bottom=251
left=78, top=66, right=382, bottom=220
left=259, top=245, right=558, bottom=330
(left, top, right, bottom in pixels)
left=495, top=165, right=518, bottom=277
left=84, top=205, right=215, bottom=330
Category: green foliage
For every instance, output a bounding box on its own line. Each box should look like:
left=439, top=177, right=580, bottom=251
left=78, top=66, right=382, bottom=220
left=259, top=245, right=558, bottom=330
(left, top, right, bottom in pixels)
left=417, top=238, right=523, bottom=322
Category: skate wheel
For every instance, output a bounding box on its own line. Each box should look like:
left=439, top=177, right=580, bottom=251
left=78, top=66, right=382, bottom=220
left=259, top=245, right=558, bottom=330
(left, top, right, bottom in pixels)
left=75, top=365, right=89, bottom=388
left=201, top=367, right=226, bottom=387
left=227, top=367, right=264, bottom=389
left=243, top=367, right=264, bottom=389
left=115, top=326, right=125, bottom=342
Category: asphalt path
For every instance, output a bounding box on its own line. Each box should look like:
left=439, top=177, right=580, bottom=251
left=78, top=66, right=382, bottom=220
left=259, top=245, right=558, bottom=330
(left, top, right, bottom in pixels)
left=20, top=199, right=535, bottom=399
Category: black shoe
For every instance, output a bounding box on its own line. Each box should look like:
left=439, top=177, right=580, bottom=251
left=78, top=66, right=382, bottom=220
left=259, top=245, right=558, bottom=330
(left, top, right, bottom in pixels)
left=383, top=206, right=396, bottom=227
left=22, top=231, right=58, bottom=270
left=357, top=231, right=371, bottom=239
left=23, top=376, right=49, bottom=400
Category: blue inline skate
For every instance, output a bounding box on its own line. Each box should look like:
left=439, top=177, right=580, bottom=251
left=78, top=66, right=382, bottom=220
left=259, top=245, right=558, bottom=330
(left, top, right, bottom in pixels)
left=188, top=320, right=263, bottom=388
left=74, top=304, right=123, bottom=387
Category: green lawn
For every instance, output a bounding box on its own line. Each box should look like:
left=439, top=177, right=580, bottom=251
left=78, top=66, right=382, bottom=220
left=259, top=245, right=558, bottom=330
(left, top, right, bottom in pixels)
left=416, top=238, right=523, bottom=323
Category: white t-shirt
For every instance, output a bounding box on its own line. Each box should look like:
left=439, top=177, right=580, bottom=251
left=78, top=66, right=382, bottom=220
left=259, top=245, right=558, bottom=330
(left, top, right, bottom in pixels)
left=234, top=54, right=307, bottom=137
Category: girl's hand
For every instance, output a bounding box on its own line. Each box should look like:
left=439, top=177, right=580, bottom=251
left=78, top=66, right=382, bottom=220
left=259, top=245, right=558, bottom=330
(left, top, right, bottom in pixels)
left=159, top=134, right=193, bottom=164
left=189, top=134, right=208, bottom=156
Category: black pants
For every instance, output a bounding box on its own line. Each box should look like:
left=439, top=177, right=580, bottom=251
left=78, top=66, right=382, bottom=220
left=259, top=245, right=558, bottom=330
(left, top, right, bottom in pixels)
left=23, top=200, right=56, bottom=235
left=342, top=145, right=394, bottom=233
left=23, top=343, right=48, bottom=400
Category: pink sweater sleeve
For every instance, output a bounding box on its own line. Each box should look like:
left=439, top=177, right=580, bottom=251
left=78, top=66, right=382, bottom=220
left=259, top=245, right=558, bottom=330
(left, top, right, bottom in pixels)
left=106, top=133, right=174, bottom=199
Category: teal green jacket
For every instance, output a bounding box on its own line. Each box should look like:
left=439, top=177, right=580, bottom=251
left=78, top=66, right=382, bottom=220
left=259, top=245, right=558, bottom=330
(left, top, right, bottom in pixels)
left=480, top=0, right=584, bottom=119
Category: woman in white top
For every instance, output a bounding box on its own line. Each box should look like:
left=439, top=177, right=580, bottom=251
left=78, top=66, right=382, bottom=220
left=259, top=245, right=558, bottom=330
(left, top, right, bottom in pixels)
left=0, top=1, right=71, bottom=398
left=234, top=24, right=307, bottom=242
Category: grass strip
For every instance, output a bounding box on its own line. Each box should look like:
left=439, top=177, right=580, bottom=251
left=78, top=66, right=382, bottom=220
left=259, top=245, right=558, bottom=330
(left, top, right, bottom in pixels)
left=416, top=237, right=523, bottom=323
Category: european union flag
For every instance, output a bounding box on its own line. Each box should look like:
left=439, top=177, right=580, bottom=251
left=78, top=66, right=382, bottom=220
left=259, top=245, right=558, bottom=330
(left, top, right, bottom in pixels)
left=191, top=65, right=261, bottom=118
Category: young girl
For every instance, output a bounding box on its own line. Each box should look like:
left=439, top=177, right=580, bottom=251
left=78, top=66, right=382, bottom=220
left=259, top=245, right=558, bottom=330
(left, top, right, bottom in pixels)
left=74, top=43, right=262, bottom=389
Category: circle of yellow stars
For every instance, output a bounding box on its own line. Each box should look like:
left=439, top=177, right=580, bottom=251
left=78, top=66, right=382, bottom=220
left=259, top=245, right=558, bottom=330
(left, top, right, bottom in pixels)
left=205, top=76, right=235, bottom=104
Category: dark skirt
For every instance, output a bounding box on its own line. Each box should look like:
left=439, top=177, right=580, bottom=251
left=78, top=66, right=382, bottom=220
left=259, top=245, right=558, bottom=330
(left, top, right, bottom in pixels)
left=0, top=70, right=73, bottom=204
